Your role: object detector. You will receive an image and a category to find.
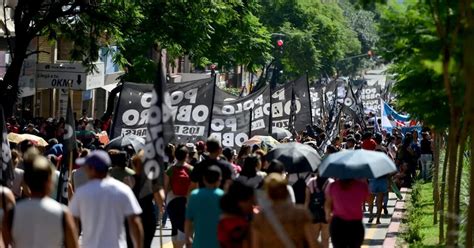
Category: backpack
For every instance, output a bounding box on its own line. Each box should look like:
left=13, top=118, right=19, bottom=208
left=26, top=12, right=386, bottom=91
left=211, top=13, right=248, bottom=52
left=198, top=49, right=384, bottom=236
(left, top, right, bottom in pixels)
left=292, top=174, right=310, bottom=204
left=308, top=179, right=328, bottom=223
left=171, top=165, right=191, bottom=196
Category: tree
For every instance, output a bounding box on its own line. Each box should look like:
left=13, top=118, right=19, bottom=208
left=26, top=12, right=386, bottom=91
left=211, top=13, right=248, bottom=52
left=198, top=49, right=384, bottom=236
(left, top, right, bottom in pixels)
left=0, top=0, right=140, bottom=117
left=257, top=0, right=362, bottom=80
left=116, top=0, right=272, bottom=83
left=376, top=0, right=474, bottom=246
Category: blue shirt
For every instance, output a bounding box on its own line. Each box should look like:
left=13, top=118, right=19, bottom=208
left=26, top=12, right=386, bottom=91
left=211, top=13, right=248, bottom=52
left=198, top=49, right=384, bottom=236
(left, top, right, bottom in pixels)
left=186, top=188, right=224, bottom=248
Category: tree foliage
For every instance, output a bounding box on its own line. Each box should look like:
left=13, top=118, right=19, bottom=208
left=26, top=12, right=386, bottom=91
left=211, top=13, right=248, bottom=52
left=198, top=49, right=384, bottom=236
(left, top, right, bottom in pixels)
left=258, top=0, right=380, bottom=80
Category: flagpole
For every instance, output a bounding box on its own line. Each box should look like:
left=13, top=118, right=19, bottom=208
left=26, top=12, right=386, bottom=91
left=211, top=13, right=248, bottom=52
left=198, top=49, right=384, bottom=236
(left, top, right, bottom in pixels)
left=207, top=75, right=217, bottom=138
left=306, top=73, right=313, bottom=126
left=248, top=107, right=253, bottom=138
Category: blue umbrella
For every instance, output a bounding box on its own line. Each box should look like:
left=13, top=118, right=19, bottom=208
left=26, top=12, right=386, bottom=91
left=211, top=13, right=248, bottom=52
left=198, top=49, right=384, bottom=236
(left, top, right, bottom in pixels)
left=319, top=149, right=397, bottom=179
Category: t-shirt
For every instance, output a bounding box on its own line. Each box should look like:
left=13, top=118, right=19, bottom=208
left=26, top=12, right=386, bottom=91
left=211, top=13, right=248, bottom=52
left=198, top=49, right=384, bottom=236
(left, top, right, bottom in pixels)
left=190, top=158, right=234, bottom=189
left=361, top=139, right=377, bottom=151
left=12, top=168, right=24, bottom=199
left=420, top=139, right=432, bottom=154
left=186, top=188, right=224, bottom=248
left=326, top=180, right=369, bottom=221
left=70, top=177, right=142, bottom=248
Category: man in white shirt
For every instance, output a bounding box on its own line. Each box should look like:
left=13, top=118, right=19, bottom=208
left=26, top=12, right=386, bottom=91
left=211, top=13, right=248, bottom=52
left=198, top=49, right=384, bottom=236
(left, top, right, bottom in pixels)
left=69, top=150, right=144, bottom=248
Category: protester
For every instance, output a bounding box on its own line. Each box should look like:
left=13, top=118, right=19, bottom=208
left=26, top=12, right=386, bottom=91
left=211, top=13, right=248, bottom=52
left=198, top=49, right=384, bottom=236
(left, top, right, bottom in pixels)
left=419, top=132, right=433, bottom=181
left=132, top=150, right=162, bottom=248
left=237, top=155, right=266, bottom=189
left=265, top=159, right=296, bottom=204
left=10, top=149, right=25, bottom=199
left=190, top=138, right=234, bottom=191
left=325, top=179, right=369, bottom=248
left=223, top=147, right=241, bottom=175
left=185, top=165, right=224, bottom=248
left=306, top=173, right=333, bottom=248
left=165, top=146, right=193, bottom=248
left=251, top=173, right=319, bottom=248
left=3, top=156, right=78, bottom=248
left=108, top=149, right=135, bottom=186
left=69, top=150, right=144, bottom=248
left=218, top=181, right=255, bottom=248
left=236, top=144, right=251, bottom=166
left=361, top=132, right=377, bottom=151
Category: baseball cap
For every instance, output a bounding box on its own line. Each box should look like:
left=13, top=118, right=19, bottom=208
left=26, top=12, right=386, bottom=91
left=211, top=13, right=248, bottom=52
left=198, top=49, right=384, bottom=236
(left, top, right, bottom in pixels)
left=76, top=150, right=111, bottom=172
left=196, top=141, right=205, bottom=151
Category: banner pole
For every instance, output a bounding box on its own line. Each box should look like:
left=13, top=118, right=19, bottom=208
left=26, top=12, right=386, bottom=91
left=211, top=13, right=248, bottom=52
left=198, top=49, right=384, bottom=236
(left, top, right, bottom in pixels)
left=306, top=73, right=313, bottom=126
left=110, top=82, right=125, bottom=138
left=248, top=107, right=253, bottom=138
left=207, top=75, right=217, bottom=138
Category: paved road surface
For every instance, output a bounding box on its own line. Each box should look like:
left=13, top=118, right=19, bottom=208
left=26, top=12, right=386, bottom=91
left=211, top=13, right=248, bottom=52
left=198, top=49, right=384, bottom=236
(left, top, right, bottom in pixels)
left=151, top=193, right=399, bottom=248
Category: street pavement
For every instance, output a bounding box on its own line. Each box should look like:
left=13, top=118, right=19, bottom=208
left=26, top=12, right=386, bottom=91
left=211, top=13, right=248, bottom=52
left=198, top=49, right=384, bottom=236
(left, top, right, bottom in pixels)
left=150, top=192, right=400, bottom=248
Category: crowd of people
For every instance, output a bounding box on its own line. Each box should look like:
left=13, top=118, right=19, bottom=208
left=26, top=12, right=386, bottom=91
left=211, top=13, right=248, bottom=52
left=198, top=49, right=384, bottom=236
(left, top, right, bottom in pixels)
left=0, top=111, right=434, bottom=248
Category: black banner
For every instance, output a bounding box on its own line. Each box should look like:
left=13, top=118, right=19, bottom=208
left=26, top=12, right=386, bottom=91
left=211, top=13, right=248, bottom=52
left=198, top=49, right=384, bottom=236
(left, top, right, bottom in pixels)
left=111, top=82, right=153, bottom=139
left=360, top=85, right=382, bottom=115
left=111, top=79, right=214, bottom=143
left=168, top=78, right=215, bottom=143
left=210, top=85, right=269, bottom=149
left=271, top=75, right=312, bottom=131
left=57, top=94, right=76, bottom=203
left=0, top=106, right=13, bottom=186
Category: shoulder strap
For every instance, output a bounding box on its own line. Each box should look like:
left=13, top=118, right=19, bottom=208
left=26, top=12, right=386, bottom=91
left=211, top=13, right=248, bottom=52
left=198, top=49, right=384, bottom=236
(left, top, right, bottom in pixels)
left=261, top=205, right=296, bottom=248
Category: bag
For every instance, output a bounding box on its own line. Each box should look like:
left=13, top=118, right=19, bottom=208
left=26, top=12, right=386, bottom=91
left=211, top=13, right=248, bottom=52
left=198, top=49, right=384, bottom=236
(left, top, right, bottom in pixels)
left=308, top=180, right=327, bottom=223
left=171, top=166, right=191, bottom=196
left=292, top=174, right=310, bottom=204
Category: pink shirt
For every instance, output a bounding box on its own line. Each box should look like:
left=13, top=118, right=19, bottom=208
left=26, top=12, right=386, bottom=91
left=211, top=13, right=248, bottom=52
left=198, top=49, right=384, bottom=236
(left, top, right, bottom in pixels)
left=326, top=180, right=369, bottom=221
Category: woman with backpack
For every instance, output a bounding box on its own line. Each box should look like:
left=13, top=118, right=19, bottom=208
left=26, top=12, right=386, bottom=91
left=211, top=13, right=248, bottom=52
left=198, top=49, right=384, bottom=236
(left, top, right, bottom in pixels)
left=164, top=146, right=193, bottom=248
left=305, top=173, right=333, bottom=248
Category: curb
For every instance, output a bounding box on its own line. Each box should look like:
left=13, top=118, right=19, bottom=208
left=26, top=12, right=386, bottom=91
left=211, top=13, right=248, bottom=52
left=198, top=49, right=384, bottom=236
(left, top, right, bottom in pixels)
left=383, top=188, right=411, bottom=248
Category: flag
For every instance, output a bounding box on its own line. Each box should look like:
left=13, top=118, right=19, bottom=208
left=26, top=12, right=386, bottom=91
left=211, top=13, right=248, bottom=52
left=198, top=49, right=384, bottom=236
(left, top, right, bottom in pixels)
left=0, top=106, right=14, bottom=187
left=143, top=50, right=175, bottom=183
left=57, top=93, right=76, bottom=203
left=288, top=84, right=297, bottom=135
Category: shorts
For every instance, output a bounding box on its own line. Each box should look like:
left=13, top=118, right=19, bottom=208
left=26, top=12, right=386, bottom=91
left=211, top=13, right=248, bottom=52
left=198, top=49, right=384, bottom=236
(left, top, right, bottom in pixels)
left=167, top=197, right=187, bottom=238
left=369, top=177, right=388, bottom=193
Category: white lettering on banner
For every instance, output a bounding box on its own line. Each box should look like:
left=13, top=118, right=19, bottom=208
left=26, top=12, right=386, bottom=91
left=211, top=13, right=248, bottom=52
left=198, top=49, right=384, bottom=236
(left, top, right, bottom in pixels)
left=272, top=88, right=285, bottom=101
left=141, top=93, right=153, bottom=108
left=263, top=100, right=302, bottom=117
left=121, top=128, right=148, bottom=137
left=210, top=132, right=248, bottom=148
left=273, top=119, right=289, bottom=128
left=170, top=88, right=198, bottom=105
left=211, top=118, right=237, bottom=132
left=251, top=119, right=266, bottom=131
left=174, top=125, right=206, bottom=136
left=122, top=109, right=149, bottom=126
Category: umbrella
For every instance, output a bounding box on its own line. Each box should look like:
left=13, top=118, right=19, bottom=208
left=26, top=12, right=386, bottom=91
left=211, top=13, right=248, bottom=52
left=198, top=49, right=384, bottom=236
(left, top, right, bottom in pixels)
left=318, top=149, right=397, bottom=179
left=266, top=142, right=321, bottom=174
left=7, top=133, right=48, bottom=147
left=271, top=127, right=292, bottom=140
left=105, top=134, right=145, bottom=152
left=243, top=135, right=280, bottom=150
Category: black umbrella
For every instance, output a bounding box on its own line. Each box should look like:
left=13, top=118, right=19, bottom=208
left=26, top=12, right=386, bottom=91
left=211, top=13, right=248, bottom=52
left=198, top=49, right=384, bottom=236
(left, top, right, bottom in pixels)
left=105, top=134, right=145, bottom=153
left=271, top=127, right=292, bottom=140
left=266, top=142, right=321, bottom=174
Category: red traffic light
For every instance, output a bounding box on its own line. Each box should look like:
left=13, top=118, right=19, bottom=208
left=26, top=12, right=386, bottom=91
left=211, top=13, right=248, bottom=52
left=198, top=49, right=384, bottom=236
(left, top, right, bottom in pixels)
left=277, top=39, right=284, bottom=47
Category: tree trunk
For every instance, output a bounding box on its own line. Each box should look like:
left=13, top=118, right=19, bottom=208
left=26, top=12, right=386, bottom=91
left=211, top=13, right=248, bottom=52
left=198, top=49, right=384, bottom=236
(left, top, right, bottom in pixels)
left=0, top=41, right=29, bottom=118
left=466, top=136, right=474, bottom=248
left=433, top=131, right=441, bottom=224
left=453, top=135, right=467, bottom=241
left=440, top=138, right=450, bottom=244
left=446, top=121, right=461, bottom=247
